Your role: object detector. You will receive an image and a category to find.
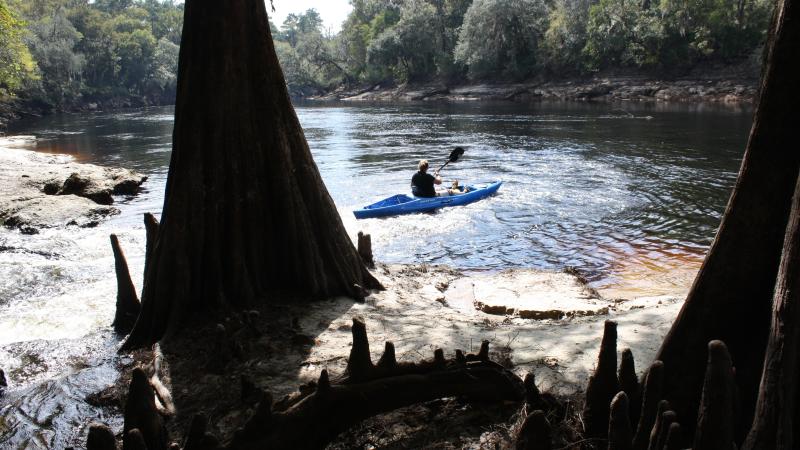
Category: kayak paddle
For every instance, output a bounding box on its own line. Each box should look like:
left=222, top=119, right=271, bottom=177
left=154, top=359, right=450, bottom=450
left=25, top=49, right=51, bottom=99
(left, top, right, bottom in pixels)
left=436, top=147, right=465, bottom=173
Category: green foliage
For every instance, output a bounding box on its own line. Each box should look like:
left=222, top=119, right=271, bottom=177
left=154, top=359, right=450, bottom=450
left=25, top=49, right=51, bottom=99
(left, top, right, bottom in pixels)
left=454, top=0, right=548, bottom=80
left=583, top=0, right=663, bottom=69
left=319, top=0, right=771, bottom=89
left=1, top=0, right=182, bottom=108
left=273, top=9, right=350, bottom=96
left=367, top=0, right=440, bottom=82
left=583, top=0, right=771, bottom=71
left=25, top=7, right=85, bottom=105
left=1, top=0, right=773, bottom=107
left=541, top=0, right=590, bottom=74
left=0, top=0, right=36, bottom=95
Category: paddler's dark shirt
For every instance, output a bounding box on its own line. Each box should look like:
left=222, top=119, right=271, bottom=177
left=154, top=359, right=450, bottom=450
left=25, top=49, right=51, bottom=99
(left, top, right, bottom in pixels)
left=411, top=171, right=436, bottom=197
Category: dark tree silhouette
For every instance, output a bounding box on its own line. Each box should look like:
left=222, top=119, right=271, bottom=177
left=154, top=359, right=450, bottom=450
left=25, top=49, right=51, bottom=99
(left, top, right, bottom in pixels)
left=123, top=0, right=381, bottom=350
left=655, top=0, right=799, bottom=442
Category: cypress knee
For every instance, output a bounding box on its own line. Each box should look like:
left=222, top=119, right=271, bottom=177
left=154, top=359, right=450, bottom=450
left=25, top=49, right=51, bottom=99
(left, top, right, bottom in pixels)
left=516, top=410, right=551, bottom=450
left=608, top=391, right=633, bottom=450
left=694, top=341, right=736, bottom=450
left=110, top=234, right=140, bottom=334
left=584, top=320, right=620, bottom=438
left=633, top=361, right=664, bottom=450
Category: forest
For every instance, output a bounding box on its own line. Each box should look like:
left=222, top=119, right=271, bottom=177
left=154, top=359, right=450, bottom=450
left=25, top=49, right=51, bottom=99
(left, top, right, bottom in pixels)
left=267, top=0, right=772, bottom=95
left=1, top=0, right=773, bottom=109
left=0, top=0, right=181, bottom=112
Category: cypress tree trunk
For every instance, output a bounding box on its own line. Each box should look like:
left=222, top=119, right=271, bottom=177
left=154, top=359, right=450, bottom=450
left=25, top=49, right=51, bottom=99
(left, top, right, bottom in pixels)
left=655, top=0, right=799, bottom=441
left=124, top=0, right=380, bottom=349
left=743, top=171, right=800, bottom=449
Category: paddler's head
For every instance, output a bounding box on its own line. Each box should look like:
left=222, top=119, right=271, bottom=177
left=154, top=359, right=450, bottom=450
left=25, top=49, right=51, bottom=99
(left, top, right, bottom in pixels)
left=418, top=159, right=429, bottom=173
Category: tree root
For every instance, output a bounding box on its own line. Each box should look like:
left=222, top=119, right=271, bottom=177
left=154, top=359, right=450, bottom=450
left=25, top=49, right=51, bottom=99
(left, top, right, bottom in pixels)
left=228, top=317, right=524, bottom=449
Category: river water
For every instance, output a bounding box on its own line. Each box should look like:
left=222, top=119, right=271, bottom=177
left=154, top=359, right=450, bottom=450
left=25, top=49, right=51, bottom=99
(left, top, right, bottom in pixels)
left=0, top=100, right=751, bottom=447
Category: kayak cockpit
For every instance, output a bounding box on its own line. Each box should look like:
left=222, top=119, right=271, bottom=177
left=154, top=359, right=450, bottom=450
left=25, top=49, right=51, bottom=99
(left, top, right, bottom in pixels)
left=362, top=194, right=415, bottom=210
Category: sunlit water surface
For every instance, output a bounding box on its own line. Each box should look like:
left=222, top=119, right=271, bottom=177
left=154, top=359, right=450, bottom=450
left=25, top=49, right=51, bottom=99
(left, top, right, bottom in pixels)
left=0, top=101, right=751, bottom=447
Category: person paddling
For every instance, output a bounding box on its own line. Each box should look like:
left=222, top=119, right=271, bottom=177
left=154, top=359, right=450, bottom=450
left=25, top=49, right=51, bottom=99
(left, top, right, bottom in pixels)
left=411, top=159, right=441, bottom=197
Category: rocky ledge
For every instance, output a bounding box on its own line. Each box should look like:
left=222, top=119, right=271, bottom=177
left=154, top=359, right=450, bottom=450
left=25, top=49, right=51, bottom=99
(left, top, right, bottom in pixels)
left=0, top=136, right=147, bottom=233
left=313, top=77, right=757, bottom=104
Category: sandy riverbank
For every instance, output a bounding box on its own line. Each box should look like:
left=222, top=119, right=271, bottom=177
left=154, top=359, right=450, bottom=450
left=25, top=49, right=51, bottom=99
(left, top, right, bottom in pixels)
left=103, top=262, right=687, bottom=447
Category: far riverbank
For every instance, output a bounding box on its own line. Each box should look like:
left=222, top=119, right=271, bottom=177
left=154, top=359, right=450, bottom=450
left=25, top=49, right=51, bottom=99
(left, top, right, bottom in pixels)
left=313, top=76, right=757, bottom=104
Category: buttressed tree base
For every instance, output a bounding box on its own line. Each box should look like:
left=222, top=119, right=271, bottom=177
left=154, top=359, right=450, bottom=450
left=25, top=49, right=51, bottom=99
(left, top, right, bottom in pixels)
left=123, top=0, right=381, bottom=350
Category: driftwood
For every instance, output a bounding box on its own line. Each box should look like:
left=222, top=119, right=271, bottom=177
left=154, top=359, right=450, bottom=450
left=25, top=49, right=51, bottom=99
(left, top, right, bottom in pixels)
left=124, top=368, right=168, bottom=450
left=516, top=410, right=552, bottom=450
left=227, top=317, right=524, bottom=449
left=111, top=234, right=140, bottom=334
left=583, top=320, right=620, bottom=438
left=357, top=231, right=374, bottom=267
left=633, top=361, right=664, bottom=450
left=693, top=341, right=736, bottom=450
left=150, top=344, right=175, bottom=416
left=608, top=392, right=633, bottom=450
left=86, top=423, right=117, bottom=450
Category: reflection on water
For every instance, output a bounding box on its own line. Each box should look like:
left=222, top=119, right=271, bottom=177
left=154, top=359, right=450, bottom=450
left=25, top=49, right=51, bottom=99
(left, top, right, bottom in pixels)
left=0, top=100, right=750, bottom=446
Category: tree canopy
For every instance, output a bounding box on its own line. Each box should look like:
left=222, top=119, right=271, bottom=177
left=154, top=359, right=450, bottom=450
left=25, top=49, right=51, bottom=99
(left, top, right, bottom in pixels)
left=0, top=0, right=773, bottom=104
left=0, top=0, right=36, bottom=95
left=265, top=0, right=771, bottom=94
left=0, top=0, right=182, bottom=109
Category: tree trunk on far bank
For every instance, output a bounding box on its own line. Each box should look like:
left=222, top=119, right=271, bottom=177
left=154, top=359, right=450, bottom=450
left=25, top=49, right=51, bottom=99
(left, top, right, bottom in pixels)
left=655, top=0, right=799, bottom=443
left=123, top=0, right=381, bottom=350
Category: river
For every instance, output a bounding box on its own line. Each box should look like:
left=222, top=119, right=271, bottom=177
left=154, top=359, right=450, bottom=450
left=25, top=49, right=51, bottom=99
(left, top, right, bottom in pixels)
left=0, top=100, right=751, bottom=448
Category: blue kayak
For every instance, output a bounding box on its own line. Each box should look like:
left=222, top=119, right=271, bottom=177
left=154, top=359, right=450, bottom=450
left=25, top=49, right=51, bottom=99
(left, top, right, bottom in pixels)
left=353, top=181, right=502, bottom=219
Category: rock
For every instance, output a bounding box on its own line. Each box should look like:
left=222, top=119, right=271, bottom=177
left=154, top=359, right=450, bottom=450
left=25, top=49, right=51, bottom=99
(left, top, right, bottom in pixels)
left=576, top=83, right=613, bottom=99
left=0, top=139, right=142, bottom=230
left=518, top=309, right=564, bottom=320
left=479, top=303, right=509, bottom=315
left=445, top=269, right=608, bottom=320
left=112, top=177, right=145, bottom=196
left=60, top=173, right=115, bottom=205
left=1, top=194, right=119, bottom=231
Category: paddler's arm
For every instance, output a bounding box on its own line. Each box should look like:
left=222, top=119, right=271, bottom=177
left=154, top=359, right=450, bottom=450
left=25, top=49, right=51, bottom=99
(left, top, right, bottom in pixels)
left=433, top=171, right=442, bottom=185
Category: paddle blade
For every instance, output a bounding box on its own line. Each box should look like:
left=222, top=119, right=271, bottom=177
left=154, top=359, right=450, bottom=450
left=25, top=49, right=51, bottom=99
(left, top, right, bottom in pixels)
left=449, top=147, right=465, bottom=163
